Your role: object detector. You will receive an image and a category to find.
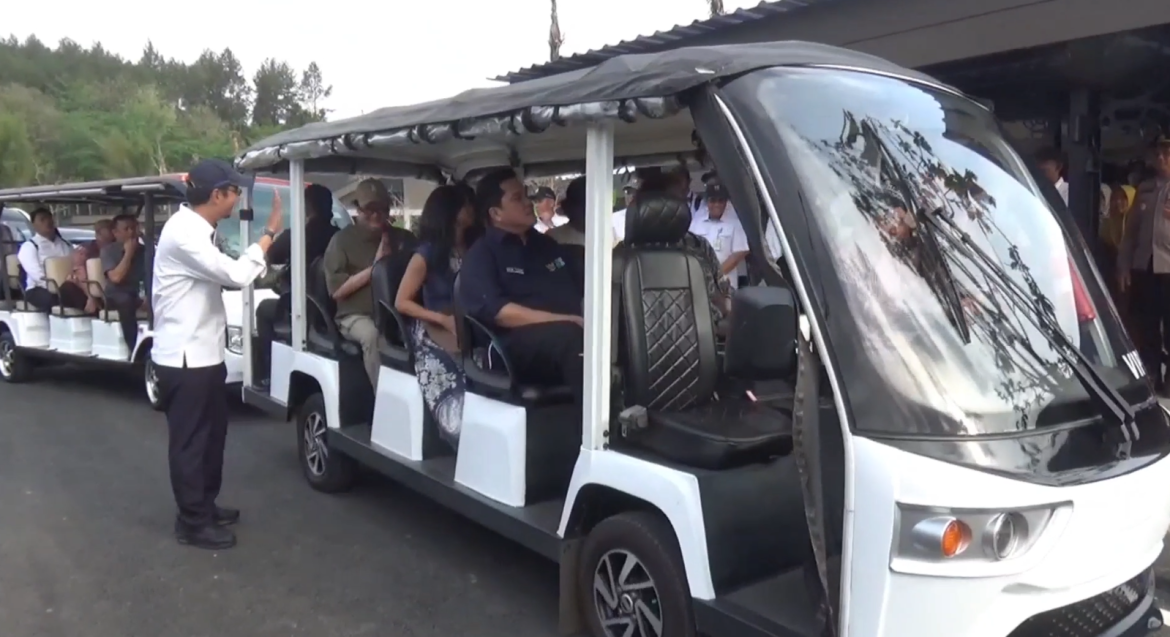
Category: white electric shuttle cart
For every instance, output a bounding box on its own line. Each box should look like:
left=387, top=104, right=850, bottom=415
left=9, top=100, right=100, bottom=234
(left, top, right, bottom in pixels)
left=234, top=42, right=1170, bottom=637
left=0, top=177, right=173, bottom=403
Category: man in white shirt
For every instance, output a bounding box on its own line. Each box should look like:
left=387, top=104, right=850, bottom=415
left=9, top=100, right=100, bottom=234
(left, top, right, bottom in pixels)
left=532, top=187, right=567, bottom=233
left=18, top=208, right=92, bottom=313
left=152, top=159, right=282, bottom=550
left=1036, top=147, right=1069, bottom=205
left=689, top=183, right=750, bottom=289
left=611, top=185, right=635, bottom=243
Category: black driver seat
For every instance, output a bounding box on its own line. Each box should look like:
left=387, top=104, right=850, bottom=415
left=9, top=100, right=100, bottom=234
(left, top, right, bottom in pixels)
left=616, top=194, right=792, bottom=470
left=305, top=256, right=362, bottom=358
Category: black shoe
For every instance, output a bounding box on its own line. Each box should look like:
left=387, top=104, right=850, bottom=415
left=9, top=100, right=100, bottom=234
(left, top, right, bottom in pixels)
left=214, top=506, right=240, bottom=526
left=175, top=523, right=236, bottom=550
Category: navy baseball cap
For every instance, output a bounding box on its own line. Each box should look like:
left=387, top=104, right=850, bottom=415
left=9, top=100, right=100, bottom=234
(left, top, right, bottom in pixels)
left=185, top=158, right=254, bottom=192
left=531, top=186, right=556, bottom=201
left=705, top=182, right=730, bottom=201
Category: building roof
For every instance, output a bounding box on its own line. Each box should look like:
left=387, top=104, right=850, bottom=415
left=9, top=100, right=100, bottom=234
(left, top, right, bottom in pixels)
left=494, top=0, right=835, bottom=83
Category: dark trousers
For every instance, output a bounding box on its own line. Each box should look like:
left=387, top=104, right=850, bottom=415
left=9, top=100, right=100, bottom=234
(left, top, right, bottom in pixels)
left=156, top=362, right=229, bottom=527
left=255, top=298, right=281, bottom=382
left=1129, top=268, right=1170, bottom=384
left=25, top=282, right=87, bottom=312
left=105, top=292, right=141, bottom=352
left=502, top=321, right=585, bottom=409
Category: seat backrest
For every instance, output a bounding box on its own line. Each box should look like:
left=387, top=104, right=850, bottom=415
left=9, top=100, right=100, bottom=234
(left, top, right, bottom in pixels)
left=307, top=256, right=337, bottom=329
left=44, top=256, right=72, bottom=287
left=4, top=253, right=20, bottom=290
left=619, top=194, right=718, bottom=411
left=85, top=258, right=106, bottom=299
left=371, top=252, right=414, bottom=344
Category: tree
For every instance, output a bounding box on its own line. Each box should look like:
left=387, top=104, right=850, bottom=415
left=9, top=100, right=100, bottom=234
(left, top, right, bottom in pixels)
left=252, top=58, right=301, bottom=127
left=0, top=112, right=36, bottom=187
left=708, top=0, right=725, bottom=17
left=0, top=36, right=329, bottom=184
left=296, top=62, right=332, bottom=124
left=549, top=0, right=564, bottom=61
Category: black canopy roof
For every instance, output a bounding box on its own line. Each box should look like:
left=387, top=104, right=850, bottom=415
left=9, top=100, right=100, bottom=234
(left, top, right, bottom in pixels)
left=0, top=176, right=188, bottom=206
left=237, top=41, right=961, bottom=174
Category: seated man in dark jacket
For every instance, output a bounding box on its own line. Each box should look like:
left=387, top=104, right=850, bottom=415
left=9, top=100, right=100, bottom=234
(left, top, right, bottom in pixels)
left=255, top=184, right=339, bottom=386
left=456, top=168, right=585, bottom=407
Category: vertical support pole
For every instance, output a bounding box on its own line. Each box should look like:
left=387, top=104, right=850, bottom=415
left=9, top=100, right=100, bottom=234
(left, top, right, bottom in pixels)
left=289, top=160, right=307, bottom=353
left=1066, top=88, right=1102, bottom=252
left=1, top=205, right=11, bottom=304
left=582, top=123, right=615, bottom=451
left=143, top=192, right=156, bottom=328
left=240, top=185, right=254, bottom=388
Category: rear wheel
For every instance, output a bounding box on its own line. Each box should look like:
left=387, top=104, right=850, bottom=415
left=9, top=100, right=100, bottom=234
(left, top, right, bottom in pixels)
left=297, top=392, right=356, bottom=493
left=578, top=512, right=694, bottom=637
left=0, top=330, right=31, bottom=383
left=142, top=354, right=163, bottom=411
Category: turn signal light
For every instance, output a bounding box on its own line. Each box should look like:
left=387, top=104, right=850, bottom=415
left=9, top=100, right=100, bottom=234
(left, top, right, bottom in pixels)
left=940, top=519, right=972, bottom=558
left=910, top=516, right=972, bottom=559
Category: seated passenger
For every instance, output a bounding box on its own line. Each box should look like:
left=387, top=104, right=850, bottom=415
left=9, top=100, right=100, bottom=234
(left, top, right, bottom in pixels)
left=611, top=185, right=635, bottom=243
left=458, top=168, right=585, bottom=407
left=255, top=184, right=338, bottom=386
left=324, top=178, right=416, bottom=387
left=18, top=207, right=93, bottom=313
left=691, top=182, right=750, bottom=290
left=101, top=214, right=149, bottom=350
left=546, top=177, right=586, bottom=246
left=71, top=218, right=113, bottom=285
left=395, top=185, right=482, bottom=447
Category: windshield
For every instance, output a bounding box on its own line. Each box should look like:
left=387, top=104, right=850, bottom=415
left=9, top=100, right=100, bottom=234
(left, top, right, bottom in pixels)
left=216, top=182, right=351, bottom=257
left=1, top=209, right=32, bottom=241
left=749, top=67, right=1140, bottom=436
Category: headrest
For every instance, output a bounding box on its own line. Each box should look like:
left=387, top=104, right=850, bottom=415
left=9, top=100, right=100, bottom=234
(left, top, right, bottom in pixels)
left=625, top=194, right=692, bottom=245
left=723, top=286, right=798, bottom=380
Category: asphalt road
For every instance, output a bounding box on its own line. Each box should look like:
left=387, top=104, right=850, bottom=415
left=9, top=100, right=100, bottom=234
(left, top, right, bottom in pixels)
left=0, top=366, right=558, bottom=637
left=3, top=365, right=1170, bottom=637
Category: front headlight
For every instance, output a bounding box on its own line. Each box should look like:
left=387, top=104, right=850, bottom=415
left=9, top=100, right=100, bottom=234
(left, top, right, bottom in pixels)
left=890, top=501, right=1069, bottom=576
left=226, top=326, right=244, bottom=355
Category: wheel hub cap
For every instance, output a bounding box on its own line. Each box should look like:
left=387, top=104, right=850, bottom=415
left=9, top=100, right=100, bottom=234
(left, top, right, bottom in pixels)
left=593, top=549, right=663, bottom=637
left=303, top=413, right=328, bottom=476
left=0, top=341, right=14, bottom=377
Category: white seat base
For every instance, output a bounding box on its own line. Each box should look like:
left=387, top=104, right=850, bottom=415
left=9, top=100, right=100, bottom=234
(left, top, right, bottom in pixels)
left=91, top=320, right=132, bottom=361
left=453, top=393, right=528, bottom=507
left=7, top=311, right=50, bottom=348
left=370, top=367, right=426, bottom=461
left=48, top=315, right=92, bottom=355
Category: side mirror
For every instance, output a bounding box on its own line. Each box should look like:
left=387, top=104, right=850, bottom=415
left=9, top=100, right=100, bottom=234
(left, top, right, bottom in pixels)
left=723, top=285, right=798, bottom=380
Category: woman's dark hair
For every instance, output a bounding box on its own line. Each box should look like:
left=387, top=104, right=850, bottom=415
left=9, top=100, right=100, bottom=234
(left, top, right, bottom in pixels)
left=418, top=185, right=476, bottom=274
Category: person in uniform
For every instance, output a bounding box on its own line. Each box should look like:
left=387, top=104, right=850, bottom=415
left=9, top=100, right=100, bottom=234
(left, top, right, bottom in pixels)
left=1116, top=135, right=1170, bottom=391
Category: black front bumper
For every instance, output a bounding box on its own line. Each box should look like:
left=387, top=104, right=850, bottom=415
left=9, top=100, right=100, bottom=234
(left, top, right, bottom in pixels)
left=1009, top=567, right=1163, bottom=637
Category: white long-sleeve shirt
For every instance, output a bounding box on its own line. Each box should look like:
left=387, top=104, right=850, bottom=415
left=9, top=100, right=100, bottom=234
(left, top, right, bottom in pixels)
left=151, top=206, right=267, bottom=368
left=17, top=233, right=73, bottom=291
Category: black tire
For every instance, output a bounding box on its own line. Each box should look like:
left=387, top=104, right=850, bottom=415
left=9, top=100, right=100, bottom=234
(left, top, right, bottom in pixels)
left=141, top=352, right=164, bottom=411
left=296, top=392, right=356, bottom=493
left=0, top=330, right=32, bottom=383
left=579, top=511, right=695, bottom=637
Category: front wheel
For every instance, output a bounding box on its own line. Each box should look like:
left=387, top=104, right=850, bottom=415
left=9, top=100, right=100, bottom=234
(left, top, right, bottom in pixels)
left=296, top=392, right=356, bottom=493
left=579, top=512, right=695, bottom=637
left=0, top=330, right=31, bottom=383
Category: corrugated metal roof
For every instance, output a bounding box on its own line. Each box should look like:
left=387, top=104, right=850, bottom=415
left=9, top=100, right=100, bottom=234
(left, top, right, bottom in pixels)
left=494, top=0, right=832, bottom=83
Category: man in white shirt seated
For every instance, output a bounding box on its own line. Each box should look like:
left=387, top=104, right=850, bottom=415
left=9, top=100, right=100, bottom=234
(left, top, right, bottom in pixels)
left=532, top=187, right=567, bottom=233
left=689, top=183, right=750, bottom=289
left=18, top=207, right=93, bottom=313
left=611, top=185, right=636, bottom=243
left=152, top=159, right=282, bottom=551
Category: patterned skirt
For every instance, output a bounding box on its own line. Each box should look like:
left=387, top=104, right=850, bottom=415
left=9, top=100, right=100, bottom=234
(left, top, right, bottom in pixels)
left=408, top=319, right=466, bottom=449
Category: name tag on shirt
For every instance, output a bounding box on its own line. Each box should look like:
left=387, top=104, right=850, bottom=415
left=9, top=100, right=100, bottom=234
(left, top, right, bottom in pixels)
left=506, top=267, right=525, bottom=275
left=546, top=257, right=565, bottom=272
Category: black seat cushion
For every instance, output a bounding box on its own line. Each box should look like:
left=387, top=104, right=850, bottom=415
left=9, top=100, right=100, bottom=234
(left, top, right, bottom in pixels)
left=639, top=398, right=794, bottom=470
left=517, top=383, right=575, bottom=405
left=306, top=256, right=363, bottom=359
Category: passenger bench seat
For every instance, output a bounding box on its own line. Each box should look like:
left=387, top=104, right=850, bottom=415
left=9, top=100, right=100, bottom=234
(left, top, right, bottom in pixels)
left=616, top=194, right=792, bottom=470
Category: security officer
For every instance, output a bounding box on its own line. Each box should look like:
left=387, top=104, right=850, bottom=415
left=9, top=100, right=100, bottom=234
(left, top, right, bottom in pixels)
left=1117, top=135, right=1170, bottom=391
left=457, top=168, right=585, bottom=408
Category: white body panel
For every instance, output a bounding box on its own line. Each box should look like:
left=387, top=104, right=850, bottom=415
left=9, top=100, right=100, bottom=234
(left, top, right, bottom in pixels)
left=271, top=347, right=339, bottom=424
left=846, top=436, right=1170, bottom=637
left=559, top=448, right=715, bottom=600
left=1, top=310, right=49, bottom=347
left=48, top=316, right=92, bottom=355
left=223, top=288, right=275, bottom=385
left=454, top=393, right=528, bottom=507
left=370, top=368, right=425, bottom=461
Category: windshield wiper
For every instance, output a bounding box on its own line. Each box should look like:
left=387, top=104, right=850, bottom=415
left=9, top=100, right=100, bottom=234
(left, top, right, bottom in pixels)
left=922, top=208, right=1138, bottom=438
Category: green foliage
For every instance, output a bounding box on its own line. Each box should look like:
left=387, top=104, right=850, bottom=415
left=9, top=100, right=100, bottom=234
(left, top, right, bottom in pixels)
left=0, top=35, right=332, bottom=185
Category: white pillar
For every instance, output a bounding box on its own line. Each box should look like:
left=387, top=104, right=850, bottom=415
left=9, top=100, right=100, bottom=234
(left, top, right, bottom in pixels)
left=582, top=123, right=615, bottom=451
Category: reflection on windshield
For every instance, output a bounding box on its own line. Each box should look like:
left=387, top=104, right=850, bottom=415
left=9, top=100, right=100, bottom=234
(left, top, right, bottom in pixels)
left=217, top=184, right=352, bottom=257
left=754, top=68, right=1131, bottom=437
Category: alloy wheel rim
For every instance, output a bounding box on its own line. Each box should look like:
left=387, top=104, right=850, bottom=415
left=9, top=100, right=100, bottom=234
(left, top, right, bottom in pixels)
left=0, top=339, right=14, bottom=378
left=144, top=360, right=159, bottom=405
left=593, top=549, right=663, bottom=637
left=303, top=412, right=328, bottom=476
